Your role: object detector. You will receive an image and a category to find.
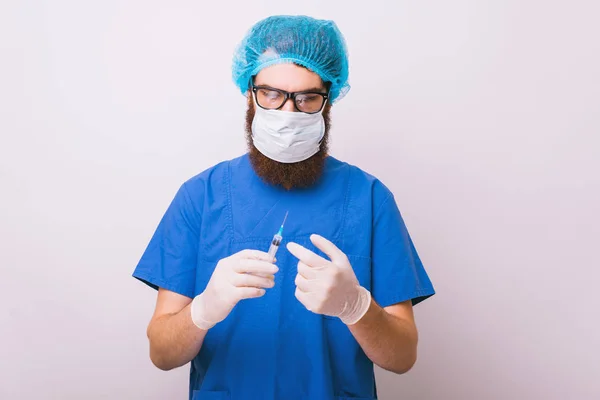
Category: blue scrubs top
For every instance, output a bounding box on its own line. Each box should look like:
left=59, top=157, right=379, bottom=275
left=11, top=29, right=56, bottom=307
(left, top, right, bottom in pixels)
left=133, top=154, right=435, bottom=400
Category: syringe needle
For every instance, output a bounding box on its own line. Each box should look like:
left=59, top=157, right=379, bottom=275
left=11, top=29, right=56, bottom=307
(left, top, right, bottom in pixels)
left=281, top=211, right=289, bottom=229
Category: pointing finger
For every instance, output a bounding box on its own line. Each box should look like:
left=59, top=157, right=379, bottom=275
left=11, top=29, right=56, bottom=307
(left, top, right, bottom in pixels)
left=286, top=242, right=329, bottom=268
left=309, top=234, right=347, bottom=264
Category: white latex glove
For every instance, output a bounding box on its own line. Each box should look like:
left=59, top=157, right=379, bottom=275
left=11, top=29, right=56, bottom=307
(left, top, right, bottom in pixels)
left=286, top=234, right=371, bottom=325
left=190, top=250, right=278, bottom=330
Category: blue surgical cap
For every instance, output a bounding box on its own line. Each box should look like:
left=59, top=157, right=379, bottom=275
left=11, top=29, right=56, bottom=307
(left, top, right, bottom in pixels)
left=232, top=15, right=350, bottom=103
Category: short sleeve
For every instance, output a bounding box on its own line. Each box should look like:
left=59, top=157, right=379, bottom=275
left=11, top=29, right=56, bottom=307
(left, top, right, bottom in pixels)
left=132, top=182, right=202, bottom=299
left=371, top=189, right=435, bottom=308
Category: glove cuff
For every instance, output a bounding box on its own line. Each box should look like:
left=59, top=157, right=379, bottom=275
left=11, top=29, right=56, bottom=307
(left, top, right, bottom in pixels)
left=190, top=292, right=216, bottom=330
left=340, top=286, right=372, bottom=325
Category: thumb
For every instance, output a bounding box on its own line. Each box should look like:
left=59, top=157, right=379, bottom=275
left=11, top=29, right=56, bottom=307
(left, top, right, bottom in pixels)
left=310, top=234, right=347, bottom=264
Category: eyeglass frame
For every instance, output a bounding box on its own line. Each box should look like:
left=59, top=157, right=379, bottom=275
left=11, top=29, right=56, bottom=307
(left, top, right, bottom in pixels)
left=250, top=80, right=330, bottom=114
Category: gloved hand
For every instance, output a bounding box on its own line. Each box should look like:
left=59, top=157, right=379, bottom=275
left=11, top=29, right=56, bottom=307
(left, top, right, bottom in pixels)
left=190, top=250, right=278, bottom=330
left=286, top=234, right=371, bottom=325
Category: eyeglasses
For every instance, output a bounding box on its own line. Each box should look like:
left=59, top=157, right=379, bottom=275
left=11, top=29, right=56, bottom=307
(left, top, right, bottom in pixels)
left=251, top=84, right=329, bottom=114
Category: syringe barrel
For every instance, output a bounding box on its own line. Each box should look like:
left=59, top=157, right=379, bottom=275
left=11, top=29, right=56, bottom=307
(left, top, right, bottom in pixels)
left=267, top=234, right=282, bottom=260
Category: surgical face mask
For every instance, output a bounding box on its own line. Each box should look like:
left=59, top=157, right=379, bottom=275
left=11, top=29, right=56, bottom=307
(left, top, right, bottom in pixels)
left=251, top=106, right=325, bottom=164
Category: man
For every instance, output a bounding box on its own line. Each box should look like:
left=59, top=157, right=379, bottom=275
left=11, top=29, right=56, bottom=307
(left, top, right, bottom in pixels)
left=133, top=15, right=435, bottom=400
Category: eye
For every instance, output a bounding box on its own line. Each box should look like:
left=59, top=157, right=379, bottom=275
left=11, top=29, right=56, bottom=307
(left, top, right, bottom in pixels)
left=296, top=94, right=321, bottom=104
left=259, top=89, right=275, bottom=98
left=256, top=88, right=284, bottom=108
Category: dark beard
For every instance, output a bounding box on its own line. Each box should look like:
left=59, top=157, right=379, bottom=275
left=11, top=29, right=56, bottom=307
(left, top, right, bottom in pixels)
left=245, top=99, right=331, bottom=191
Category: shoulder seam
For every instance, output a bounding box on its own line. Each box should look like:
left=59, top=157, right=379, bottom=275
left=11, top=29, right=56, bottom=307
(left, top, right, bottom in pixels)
left=374, top=192, right=394, bottom=221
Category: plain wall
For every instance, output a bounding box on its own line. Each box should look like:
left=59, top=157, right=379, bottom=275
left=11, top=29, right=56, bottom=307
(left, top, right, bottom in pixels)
left=1, top=1, right=599, bottom=399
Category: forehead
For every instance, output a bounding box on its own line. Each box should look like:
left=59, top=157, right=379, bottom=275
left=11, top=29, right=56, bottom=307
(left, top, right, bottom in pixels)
left=254, top=63, right=325, bottom=91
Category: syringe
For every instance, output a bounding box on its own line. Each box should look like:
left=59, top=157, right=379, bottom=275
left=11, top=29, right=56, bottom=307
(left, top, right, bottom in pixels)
left=268, top=211, right=288, bottom=261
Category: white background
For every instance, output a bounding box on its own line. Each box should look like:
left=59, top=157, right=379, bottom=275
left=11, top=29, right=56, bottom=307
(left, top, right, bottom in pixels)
left=1, top=1, right=599, bottom=399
